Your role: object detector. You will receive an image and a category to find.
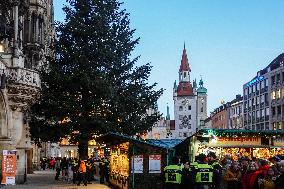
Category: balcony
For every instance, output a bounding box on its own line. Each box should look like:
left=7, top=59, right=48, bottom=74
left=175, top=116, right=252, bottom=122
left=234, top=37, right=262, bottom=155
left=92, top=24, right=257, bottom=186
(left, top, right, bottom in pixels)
left=5, top=67, right=41, bottom=111
left=7, top=67, right=41, bottom=88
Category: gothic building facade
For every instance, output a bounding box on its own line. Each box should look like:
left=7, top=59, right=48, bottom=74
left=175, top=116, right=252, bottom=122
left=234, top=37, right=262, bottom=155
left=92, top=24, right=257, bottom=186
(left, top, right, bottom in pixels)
left=172, top=45, right=208, bottom=139
left=0, top=0, right=54, bottom=183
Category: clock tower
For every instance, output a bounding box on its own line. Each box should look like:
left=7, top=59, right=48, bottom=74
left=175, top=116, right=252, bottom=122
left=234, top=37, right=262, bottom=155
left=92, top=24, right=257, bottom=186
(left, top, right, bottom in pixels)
left=173, top=44, right=197, bottom=139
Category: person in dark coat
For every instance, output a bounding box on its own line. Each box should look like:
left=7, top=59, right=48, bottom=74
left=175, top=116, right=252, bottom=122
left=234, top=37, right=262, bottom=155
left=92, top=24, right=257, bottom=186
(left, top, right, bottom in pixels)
left=275, top=162, right=284, bottom=189
left=180, top=161, right=195, bottom=189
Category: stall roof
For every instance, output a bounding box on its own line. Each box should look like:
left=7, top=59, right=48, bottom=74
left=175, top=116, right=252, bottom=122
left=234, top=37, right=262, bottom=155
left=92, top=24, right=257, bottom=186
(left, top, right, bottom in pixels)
left=196, top=129, right=284, bottom=137
left=147, top=139, right=183, bottom=149
left=96, top=132, right=181, bottom=150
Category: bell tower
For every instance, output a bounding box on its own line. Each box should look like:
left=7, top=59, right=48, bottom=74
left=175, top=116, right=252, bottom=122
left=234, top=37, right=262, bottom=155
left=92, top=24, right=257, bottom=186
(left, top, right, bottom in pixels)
left=173, top=44, right=197, bottom=139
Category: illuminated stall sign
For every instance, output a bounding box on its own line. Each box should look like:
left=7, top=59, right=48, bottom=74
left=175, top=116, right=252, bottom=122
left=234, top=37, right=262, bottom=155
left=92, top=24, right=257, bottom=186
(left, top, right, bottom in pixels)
left=245, top=76, right=265, bottom=87
left=208, top=137, right=261, bottom=147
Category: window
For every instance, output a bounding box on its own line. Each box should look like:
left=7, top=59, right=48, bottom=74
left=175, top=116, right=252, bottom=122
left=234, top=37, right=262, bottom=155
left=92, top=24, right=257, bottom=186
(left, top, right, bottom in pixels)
left=282, top=88, right=284, bottom=98
left=249, top=87, right=252, bottom=94
left=252, top=125, right=256, bottom=130
left=183, top=132, right=187, bottom=137
left=277, top=74, right=281, bottom=83
left=179, top=132, right=182, bottom=137
left=257, top=83, right=260, bottom=91
left=271, top=91, right=276, bottom=100
left=244, top=88, right=248, bottom=95
left=272, top=76, right=276, bottom=85
left=188, top=106, right=191, bottom=110
left=266, top=108, right=269, bottom=116
left=256, top=124, right=260, bottom=130
left=273, top=122, right=277, bottom=130
left=278, top=105, right=281, bottom=115
left=179, top=115, right=183, bottom=120
left=252, top=98, right=255, bottom=106
left=265, top=122, right=269, bottom=130
left=272, top=107, right=276, bottom=116
left=249, top=99, right=252, bottom=107
left=179, top=106, right=183, bottom=111
left=256, top=110, right=260, bottom=118
left=277, top=89, right=281, bottom=98
left=179, top=124, right=183, bottom=129
left=260, top=123, right=264, bottom=130
left=188, top=124, right=191, bottom=129
left=261, top=95, right=264, bottom=103
left=261, top=81, right=265, bottom=89
left=184, top=72, right=186, bottom=78
left=261, top=109, right=265, bottom=117
left=189, top=115, right=191, bottom=120
left=201, top=107, right=203, bottom=113
left=256, top=96, right=260, bottom=105
left=252, top=85, right=255, bottom=93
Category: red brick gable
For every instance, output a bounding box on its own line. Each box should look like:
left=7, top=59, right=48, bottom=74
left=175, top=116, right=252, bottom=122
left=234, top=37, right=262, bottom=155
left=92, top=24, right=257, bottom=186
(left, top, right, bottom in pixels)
left=177, top=82, right=194, bottom=96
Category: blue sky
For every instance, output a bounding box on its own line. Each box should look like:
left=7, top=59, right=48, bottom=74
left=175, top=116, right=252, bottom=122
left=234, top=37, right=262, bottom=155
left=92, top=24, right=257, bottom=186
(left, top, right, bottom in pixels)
left=53, top=0, right=284, bottom=117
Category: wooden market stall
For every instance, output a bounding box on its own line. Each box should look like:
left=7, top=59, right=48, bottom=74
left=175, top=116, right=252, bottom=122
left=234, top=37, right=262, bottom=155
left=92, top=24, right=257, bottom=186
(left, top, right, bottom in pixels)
left=175, top=129, right=284, bottom=162
left=97, top=133, right=182, bottom=189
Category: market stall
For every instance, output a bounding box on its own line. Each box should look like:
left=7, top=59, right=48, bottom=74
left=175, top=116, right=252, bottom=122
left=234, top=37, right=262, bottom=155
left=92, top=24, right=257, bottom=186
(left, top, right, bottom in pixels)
left=97, top=133, right=180, bottom=189
left=175, top=129, right=284, bottom=162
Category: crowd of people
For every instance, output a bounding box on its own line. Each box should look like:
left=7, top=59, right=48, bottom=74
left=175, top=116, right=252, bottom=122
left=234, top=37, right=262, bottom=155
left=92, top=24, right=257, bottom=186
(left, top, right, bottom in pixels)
left=165, top=152, right=284, bottom=189
left=39, top=156, right=110, bottom=186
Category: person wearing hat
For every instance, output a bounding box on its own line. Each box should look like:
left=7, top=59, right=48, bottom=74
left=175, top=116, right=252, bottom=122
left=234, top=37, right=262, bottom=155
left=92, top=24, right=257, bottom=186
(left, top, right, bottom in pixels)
left=207, top=152, right=222, bottom=189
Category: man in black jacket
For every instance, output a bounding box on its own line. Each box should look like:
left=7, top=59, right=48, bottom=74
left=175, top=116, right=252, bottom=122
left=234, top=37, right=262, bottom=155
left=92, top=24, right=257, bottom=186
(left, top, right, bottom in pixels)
left=181, top=161, right=195, bottom=189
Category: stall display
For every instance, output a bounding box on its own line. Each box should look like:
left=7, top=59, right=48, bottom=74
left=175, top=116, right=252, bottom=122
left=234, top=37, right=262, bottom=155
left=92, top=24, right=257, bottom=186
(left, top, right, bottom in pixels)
left=187, top=129, right=284, bottom=162
left=109, top=142, right=129, bottom=189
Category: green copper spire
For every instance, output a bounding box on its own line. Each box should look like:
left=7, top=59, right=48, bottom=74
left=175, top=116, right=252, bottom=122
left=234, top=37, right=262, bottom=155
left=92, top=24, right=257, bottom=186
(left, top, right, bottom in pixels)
left=166, top=104, right=170, bottom=120
left=197, top=77, right=207, bottom=94
left=174, top=80, right=177, bottom=90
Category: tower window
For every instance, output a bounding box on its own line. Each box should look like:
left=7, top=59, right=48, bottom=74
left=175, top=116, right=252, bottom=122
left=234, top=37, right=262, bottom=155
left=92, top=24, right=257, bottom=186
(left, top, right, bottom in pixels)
left=201, top=107, right=203, bottom=112
left=188, top=106, right=191, bottom=110
left=184, top=72, right=186, bottom=78
left=179, top=106, right=183, bottom=111
left=189, top=115, right=191, bottom=120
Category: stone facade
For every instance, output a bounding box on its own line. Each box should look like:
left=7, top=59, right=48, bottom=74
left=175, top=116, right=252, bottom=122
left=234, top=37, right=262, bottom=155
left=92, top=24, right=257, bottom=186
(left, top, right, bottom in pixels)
left=228, top=95, right=243, bottom=129
left=0, top=0, right=54, bottom=183
left=242, top=54, right=284, bottom=130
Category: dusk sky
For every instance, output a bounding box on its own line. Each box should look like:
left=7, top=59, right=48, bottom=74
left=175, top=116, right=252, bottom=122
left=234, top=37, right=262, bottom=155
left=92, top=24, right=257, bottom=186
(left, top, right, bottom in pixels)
left=54, top=0, right=284, bottom=117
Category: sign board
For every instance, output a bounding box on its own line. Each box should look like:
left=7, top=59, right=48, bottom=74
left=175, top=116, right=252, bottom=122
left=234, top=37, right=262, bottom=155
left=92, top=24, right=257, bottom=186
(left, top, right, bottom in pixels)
left=208, top=137, right=261, bottom=147
left=149, top=155, right=161, bottom=173
left=273, top=138, right=284, bottom=147
left=1, top=150, right=17, bottom=185
left=131, top=155, right=143, bottom=173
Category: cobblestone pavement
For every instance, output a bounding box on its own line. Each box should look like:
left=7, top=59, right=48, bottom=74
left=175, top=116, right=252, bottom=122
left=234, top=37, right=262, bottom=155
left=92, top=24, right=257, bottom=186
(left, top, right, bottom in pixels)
left=1, top=170, right=112, bottom=189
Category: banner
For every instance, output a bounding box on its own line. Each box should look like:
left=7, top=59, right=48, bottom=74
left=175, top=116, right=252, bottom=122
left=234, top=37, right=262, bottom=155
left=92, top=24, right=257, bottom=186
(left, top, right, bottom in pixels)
left=149, top=155, right=161, bottom=173
left=131, top=155, right=143, bottom=173
left=208, top=137, right=261, bottom=147
left=1, top=150, right=17, bottom=185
